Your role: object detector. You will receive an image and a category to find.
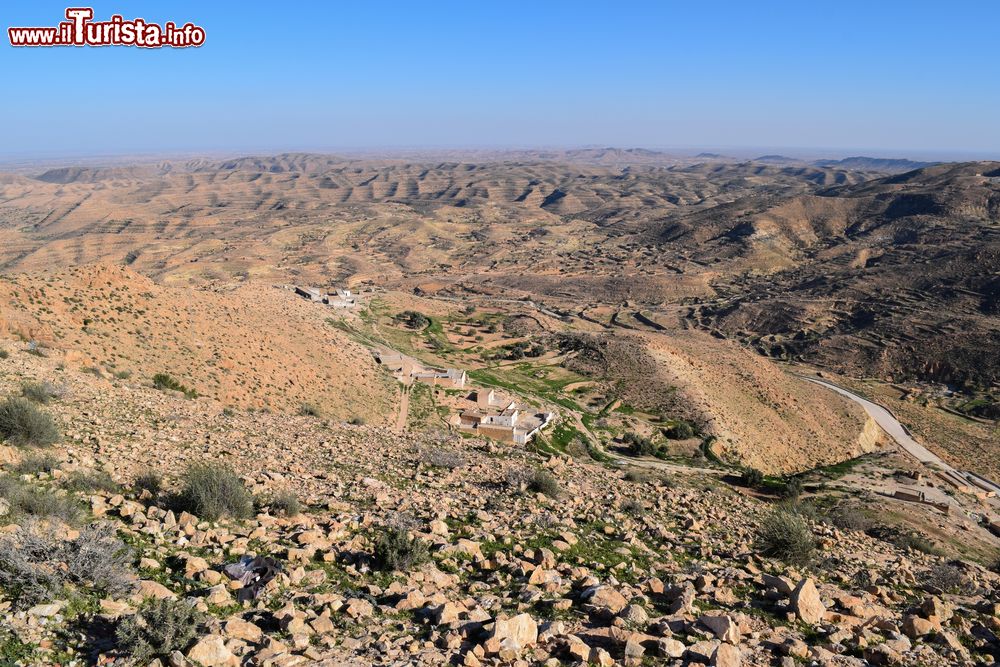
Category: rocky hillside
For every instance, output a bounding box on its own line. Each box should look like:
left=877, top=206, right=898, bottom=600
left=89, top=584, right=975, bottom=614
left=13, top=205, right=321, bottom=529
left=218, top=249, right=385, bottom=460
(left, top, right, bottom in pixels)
left=0, top=265, right=396, bottom=422
left=0, top=340, right=998, bottom=666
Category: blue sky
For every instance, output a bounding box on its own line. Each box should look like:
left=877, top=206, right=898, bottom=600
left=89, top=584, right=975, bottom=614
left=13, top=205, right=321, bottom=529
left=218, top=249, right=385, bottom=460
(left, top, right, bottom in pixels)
left=1, top=1, right=998, bottom=158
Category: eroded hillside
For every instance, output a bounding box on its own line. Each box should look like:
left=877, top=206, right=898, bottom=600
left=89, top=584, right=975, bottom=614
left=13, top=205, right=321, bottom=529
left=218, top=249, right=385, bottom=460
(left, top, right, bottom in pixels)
left=0, top=264, right=395, bottom=422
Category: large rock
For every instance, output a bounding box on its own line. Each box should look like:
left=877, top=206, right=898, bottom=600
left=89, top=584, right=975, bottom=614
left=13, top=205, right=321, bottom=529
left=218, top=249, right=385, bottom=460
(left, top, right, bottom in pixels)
left=223, top=618, right=263, bottom=643
left=790, top=578, right=825, bottom=625
left=699, top=614, right=740, bottom=643
left=712, top=643, right=741, bottom=667
left=132, top=579, right=176, bottom=601
left=186, top=635, right=238, bottom=667
left=582, top=585, right=629, bottom=613
left=483, top=613, right=538, bottom=656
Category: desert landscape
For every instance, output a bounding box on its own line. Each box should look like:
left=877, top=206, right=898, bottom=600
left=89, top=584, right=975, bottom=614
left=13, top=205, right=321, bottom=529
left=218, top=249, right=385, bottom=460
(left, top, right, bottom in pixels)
left=0, top=149, right=998, bottom=667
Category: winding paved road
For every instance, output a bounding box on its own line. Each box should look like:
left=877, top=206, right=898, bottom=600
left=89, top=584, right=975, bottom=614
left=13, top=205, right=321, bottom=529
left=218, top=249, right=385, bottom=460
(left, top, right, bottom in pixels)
left=800, top=376, right=945, bottom=466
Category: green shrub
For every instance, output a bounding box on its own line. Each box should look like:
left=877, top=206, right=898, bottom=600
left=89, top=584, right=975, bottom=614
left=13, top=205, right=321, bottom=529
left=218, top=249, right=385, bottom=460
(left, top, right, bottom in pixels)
left=755, top=508, right=815, bottom=565
left=373, top=524, right=429, bottom=572
left=20, top=382, right=61, bottom=405
left=12, top=453, right=58, bottom=475
left=663, top=420, right=696, bottom=440
left=0, top=476, right=81, bottom=523
left=132, top=470, right=163, bottom=499
left=263, top=490, right=301, bottom=517
left=394, top=310, right=429, bottom=329
left=0, top=397, right=60, bottom=447
left=622, top=432, right=668, bottom=458
left=152, top=374, right=198, bottom=399
left=782, top=476, right=804, bottom=500
left=0, top=523, right=134, bottom=609
left=299, top=403, right=321, bottom=417
left=740, top=467, right=765, bottom=488
left=0, top=350, right=9, bottom=360
left=527, top=469, right=561, bottom=498
left=116, top=598, right=203, bottom=663
left=175, top=463, right=252, bottom=521
left=349, top=415, right=366, bottom=426
left=65, top=470, right=121, bottom=494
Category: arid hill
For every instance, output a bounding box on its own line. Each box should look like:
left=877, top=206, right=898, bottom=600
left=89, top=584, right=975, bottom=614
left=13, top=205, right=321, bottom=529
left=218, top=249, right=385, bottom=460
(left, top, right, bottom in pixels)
left=0, top=264, right=395, bottom=421
left=0, top=151, right=996, bottom=464
left=685, top=162, right=1000, bottom=389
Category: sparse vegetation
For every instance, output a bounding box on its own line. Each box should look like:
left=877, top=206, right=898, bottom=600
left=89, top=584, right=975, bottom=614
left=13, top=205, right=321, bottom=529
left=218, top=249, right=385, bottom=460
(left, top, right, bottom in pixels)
left=893, top=532, right=944, bottom=556
left=152, top=373, right=198, bottom=399
left=174, top=462, right=253, bottom=521
left=921, top=563, right=968, bottom=593
left=506, top=467, right=562, bottom=498
left=0, top=475, right=81, bottom=523
left=740, top=467, right=765, bottom=488
left=422, top=447, right=466, bottom=469
left=64, top=469, right=121, bottom=494
left=373, top=523, right=429, bottom=571
left=115, top=598, right=204, bottom=664
left=12, top=453, right=58, bottom=475
left=20, top=381, right=61, bottom=405
left=263, top=490, right=301, bottom=516
left=0, top=397, right=60, bottom=447
left=299, top=402, right=321, bottom=417
left=622, top=431, right=668, bottom=459
left=782, top=475, right=804, bottom=500
left=394, top=310, right=429, bottom=330
left=0, top=522, right=134, bottom=609
left=755, top=507, right=815, bottom=565
left=132, top=470, right=163, bottom=499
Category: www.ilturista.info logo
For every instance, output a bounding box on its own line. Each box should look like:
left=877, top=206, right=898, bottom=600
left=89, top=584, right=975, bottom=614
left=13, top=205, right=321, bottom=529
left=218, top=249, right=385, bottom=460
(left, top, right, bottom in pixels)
left=8, top=8, right=205, bottom=48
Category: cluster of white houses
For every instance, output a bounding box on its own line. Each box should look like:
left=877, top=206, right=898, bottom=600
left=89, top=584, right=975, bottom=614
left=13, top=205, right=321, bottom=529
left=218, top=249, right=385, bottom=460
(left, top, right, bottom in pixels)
left=376, top=351, right=468, bottom=388
left=375, top=350, right=553, bottom=444
left=453, top=388, right=554, bottom=445
left=294, top=286, right=358, bottom=308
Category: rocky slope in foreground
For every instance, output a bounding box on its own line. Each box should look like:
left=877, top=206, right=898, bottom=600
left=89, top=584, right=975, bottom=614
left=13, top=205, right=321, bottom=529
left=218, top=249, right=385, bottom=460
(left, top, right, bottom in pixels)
left=0, top=343, right=998, bottom=666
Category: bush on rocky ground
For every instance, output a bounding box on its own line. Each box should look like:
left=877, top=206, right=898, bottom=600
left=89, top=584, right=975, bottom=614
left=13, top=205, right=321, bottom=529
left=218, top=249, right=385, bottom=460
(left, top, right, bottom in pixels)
left=374, top=523, right=429, bottom=572
left=755, top=507, right=815, bottom=565
left=20, top=381, right=63, bottom=405
left=507, top=467, right=561, bottom=498
left=132, top=470, right=163, bottom=500
left=740, top=467, right=765, bottom=488
left=299, top=403, right=321, bottom=417
left=623, top=467, right=671, bottom=486
left=174, top=462, right=253, bottom=521
left=64, top=470, right=121, bottom=494
left=922, top=563, right=969, bottom=593
left=0, top=475, right=80, bottom=523
left=782, top=476, right=804, bottom=500
left=151, top=373, right=198, bottom=399
left=0, top=522, right=134, bottom=609
left=115, top=598, right=204, bottom=664
left=12, top=453, right=58, bottom=475
left=422, top=447, right=466, bottom=469
left=261, top=490, right=301, bottom=517
left=0, top=397, right=60, bottom=447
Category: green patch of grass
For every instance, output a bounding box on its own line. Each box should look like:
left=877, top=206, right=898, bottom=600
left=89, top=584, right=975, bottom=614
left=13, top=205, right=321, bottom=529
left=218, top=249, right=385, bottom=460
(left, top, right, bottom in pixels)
left=152, top=373, right=198, bottom=399
left=808, top=454, right=873, bottom=479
